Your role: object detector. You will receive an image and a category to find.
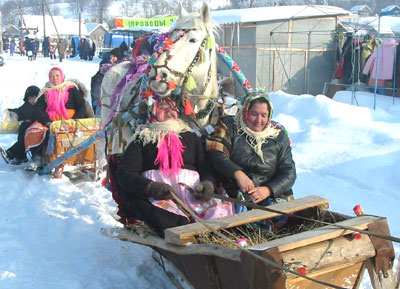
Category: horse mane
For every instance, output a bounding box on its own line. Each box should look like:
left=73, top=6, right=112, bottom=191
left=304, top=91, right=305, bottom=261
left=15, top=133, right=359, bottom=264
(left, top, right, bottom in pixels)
left=172, top=13, right=220, bottom=39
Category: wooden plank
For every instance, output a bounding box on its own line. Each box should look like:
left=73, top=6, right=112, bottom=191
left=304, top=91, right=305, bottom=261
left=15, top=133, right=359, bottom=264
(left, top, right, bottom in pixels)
left=282, top=234, right=375, bottom=278
left=164, top=195, right=329, bottom=245
left=286, top=262, right=363, bottom=289
left=251, top=215, right=382, bottom=252
left=100, top=227, right=241, bottom=261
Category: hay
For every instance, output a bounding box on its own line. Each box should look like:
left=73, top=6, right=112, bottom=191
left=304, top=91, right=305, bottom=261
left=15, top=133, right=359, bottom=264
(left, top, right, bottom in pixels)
left=196, top=209, right=329, bottom=249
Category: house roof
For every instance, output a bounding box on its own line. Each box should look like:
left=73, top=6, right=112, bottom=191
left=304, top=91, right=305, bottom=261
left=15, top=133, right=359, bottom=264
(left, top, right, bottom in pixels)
left=2, top=24, right=20, bottom=34
left=210, top=5, right=350, bottom=25
left=21, top=15, right=88, bottom=38
left=339, top=16, right=397, bottom=36
left=349, top=5, right=372, bottom=14
left=85, top=23, right=108, bottom=34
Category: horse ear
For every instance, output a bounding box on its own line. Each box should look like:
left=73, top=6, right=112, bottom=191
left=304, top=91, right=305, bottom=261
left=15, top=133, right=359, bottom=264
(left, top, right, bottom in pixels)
left=200, top=2, right=210, bottom=24
left=179, top=2, right=189, bottom=17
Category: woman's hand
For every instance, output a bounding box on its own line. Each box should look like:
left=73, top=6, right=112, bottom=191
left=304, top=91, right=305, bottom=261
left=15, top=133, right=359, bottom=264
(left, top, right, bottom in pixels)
left=248, top=186, right=272, bottom=203
left=233, top=170, right=254, bottom=193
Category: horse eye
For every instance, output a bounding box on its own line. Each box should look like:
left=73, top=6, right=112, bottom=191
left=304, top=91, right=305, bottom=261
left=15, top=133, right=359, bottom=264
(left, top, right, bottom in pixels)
left=189, top=38, right=197, bottom=43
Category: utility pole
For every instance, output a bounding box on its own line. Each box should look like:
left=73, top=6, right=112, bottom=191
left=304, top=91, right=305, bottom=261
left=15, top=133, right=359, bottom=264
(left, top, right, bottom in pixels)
left=0, top=12, right=3, bottom=54
left=42, top=0, right=46, bottom=38
left=17, top=0, right=25, bottom=42
left=79, top=13, right=82, bottom=39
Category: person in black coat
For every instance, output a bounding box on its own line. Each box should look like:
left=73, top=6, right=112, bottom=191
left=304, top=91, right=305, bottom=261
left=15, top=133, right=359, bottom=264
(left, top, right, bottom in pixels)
left=23, top=67, right=89, bottom=171
left=0, top=85, right=40, bottom=165
left=90, top=48, right=122, bottom=115
left=42, top=37, right=50, bottom=58
left=206, top=92, right=296, bottom=205
left=116, top=97, right=233, bottom=236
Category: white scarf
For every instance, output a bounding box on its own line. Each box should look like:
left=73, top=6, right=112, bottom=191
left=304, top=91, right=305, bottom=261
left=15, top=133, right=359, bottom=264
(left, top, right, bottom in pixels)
left=134, top=119, right=191, bottom=147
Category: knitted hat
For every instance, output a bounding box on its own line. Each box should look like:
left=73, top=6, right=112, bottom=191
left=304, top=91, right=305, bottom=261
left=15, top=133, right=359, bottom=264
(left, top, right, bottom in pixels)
left=23, top=85, right=40, bottom=101
left=110, top=48, right=122, bottom=61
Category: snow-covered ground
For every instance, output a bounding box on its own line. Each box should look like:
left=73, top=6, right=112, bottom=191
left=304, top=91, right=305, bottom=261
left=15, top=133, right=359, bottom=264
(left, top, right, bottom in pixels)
left=0, top=53, right=399, bottom=288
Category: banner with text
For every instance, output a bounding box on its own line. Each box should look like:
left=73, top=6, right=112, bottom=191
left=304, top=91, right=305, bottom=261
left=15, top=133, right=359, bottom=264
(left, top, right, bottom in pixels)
left=114, top=16, right=178, bottom=28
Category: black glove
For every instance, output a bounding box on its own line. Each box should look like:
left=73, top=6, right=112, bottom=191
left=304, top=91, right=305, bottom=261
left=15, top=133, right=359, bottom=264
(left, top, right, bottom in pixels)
left=194, top=180, right=214, bottom=201
left=146, top=182, right=174, bottom=200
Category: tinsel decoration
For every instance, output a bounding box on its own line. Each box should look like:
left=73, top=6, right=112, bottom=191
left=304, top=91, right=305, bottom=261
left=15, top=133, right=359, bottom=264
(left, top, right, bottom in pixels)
left=206, top=37, right=215, bottom=50
left=186, top=75, right=197, bottom=90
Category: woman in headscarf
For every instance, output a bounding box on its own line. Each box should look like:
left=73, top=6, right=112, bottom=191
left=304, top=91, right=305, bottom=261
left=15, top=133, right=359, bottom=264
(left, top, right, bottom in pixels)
left=24, top=67, right=89, bottom=170
left=116, top=97, right=233, bottom=236
left=206, top=92, right=296, bottom=206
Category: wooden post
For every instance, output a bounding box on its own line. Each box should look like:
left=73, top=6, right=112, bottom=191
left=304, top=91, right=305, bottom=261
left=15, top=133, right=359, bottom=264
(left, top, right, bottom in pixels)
left=365, top=258, right=396, bottom=289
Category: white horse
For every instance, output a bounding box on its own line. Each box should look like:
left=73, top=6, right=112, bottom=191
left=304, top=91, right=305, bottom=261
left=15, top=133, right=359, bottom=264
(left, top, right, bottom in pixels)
left=101, top=2, right=219, bottom=154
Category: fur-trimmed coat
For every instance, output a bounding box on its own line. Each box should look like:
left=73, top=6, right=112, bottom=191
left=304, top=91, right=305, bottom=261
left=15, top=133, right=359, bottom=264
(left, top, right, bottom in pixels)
left=33, top=80, right=94, bottom=126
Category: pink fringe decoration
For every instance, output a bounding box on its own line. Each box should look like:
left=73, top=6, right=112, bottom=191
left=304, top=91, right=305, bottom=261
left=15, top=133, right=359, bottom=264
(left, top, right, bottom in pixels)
left=45, top=84, right=76, bottom=120
left=154, top=132, right=184, bottom=177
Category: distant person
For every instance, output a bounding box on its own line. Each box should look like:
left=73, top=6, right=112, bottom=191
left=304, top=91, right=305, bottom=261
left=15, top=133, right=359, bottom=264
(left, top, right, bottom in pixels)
left=90, top=48, right=122, bottom=115
left=88, top=39, right=96, bottom=61
left=119, top=41, right=128, bottom=58
left=9, top=39, right=16, bottom=56
left=0, top=85, right=40, bottom=165
left=79, top=38, right=89, bottom=60
left=57, top=39, right=68, bottom=62
left=42, top=37, right=50, bottom=57
left=31, top=39, right=38, bottom=60
left=19, top=39, right=25, bottom=56
left=49, top=39, right=57, bottom=60
left=24, top=37, right=34, bottom=61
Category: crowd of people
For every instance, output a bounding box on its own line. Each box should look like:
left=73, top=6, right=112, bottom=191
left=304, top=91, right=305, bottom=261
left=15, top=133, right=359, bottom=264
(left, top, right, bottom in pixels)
left=2, top=36, right=97, bottom=62
left=0, top=37, right=297, bottom=236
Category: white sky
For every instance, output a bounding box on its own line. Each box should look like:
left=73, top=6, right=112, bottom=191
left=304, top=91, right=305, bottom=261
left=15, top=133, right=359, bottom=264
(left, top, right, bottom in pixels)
left=0, top=52, right=399, bottom=288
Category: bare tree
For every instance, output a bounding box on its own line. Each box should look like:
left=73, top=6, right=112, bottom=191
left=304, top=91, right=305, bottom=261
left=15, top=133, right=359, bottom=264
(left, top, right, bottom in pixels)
left=171, top=0, right=197, bottom=13
left=69, top=0, right=86, bottom=15
left=121, top=0, right=142, bottom=17
left=93, top=0, right=110, bottom=23
left=142, top=0, right=173, bottom=17
left=0, top=0, right=19, bottom=25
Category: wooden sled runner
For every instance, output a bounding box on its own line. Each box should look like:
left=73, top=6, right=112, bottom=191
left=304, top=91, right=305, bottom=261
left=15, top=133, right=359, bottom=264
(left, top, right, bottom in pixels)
left=101, top=195, right=396, bottom=289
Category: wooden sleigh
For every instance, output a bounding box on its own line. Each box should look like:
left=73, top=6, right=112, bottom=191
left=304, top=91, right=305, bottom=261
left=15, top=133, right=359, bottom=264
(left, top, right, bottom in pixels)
left=101, top=195, right=397, bottom=289
left=45, top=118, right=102, bottom=179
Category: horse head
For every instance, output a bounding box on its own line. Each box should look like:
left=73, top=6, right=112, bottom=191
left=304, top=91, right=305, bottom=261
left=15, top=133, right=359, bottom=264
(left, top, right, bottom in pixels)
left=148, top=3, right=219, bottom=127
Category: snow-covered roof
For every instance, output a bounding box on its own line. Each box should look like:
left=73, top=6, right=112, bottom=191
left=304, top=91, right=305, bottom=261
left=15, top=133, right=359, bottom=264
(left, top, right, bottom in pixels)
left=85, top=23, right=108, bottom=34
left=22, top=15, right=88, bottom=38
left=349, top=5, right=372, bottom=14
left=2, top=24, right=19, bottom=33
left=339, top=15, right=400, bottom=35
left=210, top=5, right=349, bottom=25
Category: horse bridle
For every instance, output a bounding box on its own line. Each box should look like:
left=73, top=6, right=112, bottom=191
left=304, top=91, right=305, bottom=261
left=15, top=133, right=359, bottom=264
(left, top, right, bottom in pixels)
left=150, top=29, right=214, bottom=101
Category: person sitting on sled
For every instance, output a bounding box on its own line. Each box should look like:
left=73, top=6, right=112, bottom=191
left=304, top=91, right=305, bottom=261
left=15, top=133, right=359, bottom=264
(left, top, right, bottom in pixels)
left=116, top=97, right=234, bottom=236
left=206, top=91, right=296, bottom=206
left=24, top=67, right=90, bottom=171
left=0, top=85, right=40, bottom=165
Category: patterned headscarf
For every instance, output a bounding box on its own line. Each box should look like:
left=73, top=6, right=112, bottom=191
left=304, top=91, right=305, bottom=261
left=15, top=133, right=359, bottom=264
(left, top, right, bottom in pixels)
left=206, top=91, right=285, bottom=164
left=241, top=91, right=273, bottom=122
left=148, top=97, right=178, bottom=123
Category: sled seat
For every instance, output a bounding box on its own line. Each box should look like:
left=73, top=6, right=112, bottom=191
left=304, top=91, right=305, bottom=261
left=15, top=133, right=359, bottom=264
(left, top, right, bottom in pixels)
left=47, top=118, right=101, bottom=177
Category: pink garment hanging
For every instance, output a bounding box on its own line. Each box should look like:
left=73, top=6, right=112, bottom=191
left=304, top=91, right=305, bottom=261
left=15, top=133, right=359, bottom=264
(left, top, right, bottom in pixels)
left=363, top=38, right=398, bottom=80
